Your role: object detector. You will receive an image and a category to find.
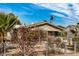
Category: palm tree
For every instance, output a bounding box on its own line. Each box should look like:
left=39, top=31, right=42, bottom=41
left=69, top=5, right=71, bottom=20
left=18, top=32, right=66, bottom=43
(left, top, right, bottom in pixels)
left=0, top=12, right=21, bottom=55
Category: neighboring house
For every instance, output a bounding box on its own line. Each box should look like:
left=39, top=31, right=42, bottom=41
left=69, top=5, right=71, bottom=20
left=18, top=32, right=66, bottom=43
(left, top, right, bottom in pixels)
left=65, top=25, right=75, bottom=39
left=65, top=27, right=74, bottom=45
left=65, top=25, right=78, bottom=45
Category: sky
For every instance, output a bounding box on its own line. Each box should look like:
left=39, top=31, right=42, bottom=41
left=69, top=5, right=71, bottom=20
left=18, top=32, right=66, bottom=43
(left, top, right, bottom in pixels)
left=0, top=3, right=79, bottom=27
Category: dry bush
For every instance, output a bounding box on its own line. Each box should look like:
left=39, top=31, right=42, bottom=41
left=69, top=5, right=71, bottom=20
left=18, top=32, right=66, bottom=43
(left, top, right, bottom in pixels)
left=11, top=27, right=48, bottom=55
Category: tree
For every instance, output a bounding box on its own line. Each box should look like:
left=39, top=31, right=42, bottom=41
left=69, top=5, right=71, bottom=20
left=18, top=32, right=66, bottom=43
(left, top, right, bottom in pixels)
left=0, top=12, right=21, bottom=55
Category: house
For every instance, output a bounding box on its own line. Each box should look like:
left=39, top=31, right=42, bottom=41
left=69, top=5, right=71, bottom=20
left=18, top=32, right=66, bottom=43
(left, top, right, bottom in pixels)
left=65, top=26, right=74, bottom=45
left=65, top=25, right=75, bottom=39
left=26, top=21, right=64, bottom=37
left=65, top=23, right=79, bottom=45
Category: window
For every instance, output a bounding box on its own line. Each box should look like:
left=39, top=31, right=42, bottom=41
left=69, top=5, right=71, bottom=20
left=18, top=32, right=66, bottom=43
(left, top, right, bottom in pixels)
left=48, top=31, right=59, bottom=36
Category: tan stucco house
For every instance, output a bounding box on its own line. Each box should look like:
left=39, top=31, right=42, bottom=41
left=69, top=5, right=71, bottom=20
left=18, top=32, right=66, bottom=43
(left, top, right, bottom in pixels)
left=27, top=22, right=64, bottom=37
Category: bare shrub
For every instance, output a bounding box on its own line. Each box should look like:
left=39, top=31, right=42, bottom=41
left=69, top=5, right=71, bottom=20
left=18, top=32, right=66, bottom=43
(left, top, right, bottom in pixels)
left=11, top=27, right=48, bottom=55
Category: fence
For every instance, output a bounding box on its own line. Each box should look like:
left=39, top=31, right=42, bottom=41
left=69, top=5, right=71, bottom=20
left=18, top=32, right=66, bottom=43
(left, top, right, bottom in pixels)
left=0, top=27, right=78, bottom=56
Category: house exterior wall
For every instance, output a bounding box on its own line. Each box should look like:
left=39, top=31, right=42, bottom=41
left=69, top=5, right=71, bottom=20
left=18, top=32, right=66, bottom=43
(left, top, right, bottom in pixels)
left=31, top=25, right=62, bottom=32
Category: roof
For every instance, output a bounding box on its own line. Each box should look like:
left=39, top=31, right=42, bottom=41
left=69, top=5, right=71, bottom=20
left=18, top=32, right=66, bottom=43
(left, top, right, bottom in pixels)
left=26, top=22, right=64, bottom=31
left=57, top=25, right=65, bottom=30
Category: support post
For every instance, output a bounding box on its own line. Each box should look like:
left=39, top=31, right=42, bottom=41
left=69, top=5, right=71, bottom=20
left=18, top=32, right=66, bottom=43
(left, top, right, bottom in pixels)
left=3, top=40, right=6, bottom=56
left=74, top=41, right=76, bottom=55
left=45, top=31, right=48, bottom=56
left=3, top=35, right=6, bottom=56
left=64, top=42, right=67, bottom=55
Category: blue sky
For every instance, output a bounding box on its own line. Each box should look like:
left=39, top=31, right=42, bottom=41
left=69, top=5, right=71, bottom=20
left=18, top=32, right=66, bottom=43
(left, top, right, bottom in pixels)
left=0, top=3, right=79, bottom=27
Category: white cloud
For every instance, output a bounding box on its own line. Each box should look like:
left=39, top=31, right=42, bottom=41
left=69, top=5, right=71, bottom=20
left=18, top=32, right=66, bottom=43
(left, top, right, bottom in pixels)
left=34, top=3, right=79, bottom=24
left=0, top=8, right=12, bottom=13
left=34, top=3, right=71, bottom=15
left=13, top=11, right=33, bottom=18
left=51, top=12, right=66, bottom=17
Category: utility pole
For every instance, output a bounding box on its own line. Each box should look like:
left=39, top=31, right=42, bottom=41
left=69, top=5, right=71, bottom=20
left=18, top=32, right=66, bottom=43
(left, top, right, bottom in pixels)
left=50, top=16, right=53, bottom=25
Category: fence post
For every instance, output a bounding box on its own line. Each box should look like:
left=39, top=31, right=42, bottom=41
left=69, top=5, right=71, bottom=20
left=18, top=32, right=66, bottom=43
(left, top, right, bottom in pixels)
left=3, top=39, right=6, bottom=56
left=74, top=41, right=76, bottom=55
left=45, top=42, right=48, bottom=56
left=53, top=43, right=57, bottom=55
left=23, top=45, right=26, bottom=56
left=64, top=42, right=67, bottom=55
left=45, top=32, right=48, bottom=56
